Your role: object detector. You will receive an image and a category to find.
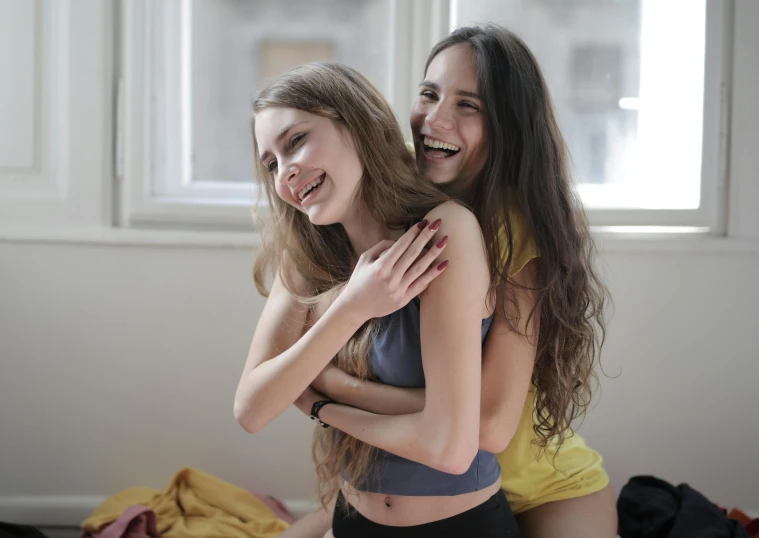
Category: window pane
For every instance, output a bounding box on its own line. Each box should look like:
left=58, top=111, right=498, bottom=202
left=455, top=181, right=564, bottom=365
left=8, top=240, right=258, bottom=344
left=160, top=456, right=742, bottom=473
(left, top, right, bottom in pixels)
left=190, top=0, right=391, bottom=183
left=453, top=0, right=706, bottom=210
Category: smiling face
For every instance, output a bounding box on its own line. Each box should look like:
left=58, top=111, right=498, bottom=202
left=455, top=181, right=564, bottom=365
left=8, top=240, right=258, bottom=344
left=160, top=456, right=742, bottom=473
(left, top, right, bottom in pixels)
left=410, top=43, right=489, bottom=187
left=254, top=107, right=364, bottom=226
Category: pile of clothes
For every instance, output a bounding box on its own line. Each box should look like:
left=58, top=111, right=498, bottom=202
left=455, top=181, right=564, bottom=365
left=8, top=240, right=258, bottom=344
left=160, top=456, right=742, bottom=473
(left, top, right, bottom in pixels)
left=1, top=468, right=292, bottom=538
left=77, top=468, right=291, bottom=538
left=618, top=475, right=758, bottom=538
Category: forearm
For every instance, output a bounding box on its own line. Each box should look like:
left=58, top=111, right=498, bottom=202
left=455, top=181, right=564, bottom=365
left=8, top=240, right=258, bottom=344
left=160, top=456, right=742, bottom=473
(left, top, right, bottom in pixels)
left=319, top=403, right=476, bottom=474
left=319, top=373, right=425, bottom=415
left=235, top=301, right=364, bottom=432
left=336, top=378, right=520, bottom=452
left=317, top=354, right=528, bottom=453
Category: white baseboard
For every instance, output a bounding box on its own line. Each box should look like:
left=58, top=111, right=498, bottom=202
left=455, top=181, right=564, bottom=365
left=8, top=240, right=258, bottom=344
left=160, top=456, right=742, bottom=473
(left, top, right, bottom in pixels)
left=0, top=495, right=316, bottom=527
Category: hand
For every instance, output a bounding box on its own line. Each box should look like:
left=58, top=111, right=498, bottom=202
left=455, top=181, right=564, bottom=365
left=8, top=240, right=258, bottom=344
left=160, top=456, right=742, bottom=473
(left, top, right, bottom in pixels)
left=338, top=218, right=449, bottom=322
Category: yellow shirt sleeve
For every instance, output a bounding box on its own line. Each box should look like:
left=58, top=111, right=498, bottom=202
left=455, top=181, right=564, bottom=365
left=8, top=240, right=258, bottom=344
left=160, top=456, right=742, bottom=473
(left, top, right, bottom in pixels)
left=499, top=202, right=541, bottom=278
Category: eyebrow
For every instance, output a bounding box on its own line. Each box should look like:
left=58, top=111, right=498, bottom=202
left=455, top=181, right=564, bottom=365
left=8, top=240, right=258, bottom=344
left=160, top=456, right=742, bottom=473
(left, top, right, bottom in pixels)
left=259, top=121, right=305, bottom=163
left=419, top=80, right=481, bottom=101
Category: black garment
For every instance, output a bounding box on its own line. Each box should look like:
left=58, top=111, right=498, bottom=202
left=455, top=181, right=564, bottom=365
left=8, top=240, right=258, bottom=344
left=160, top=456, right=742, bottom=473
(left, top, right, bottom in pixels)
left=0, top=522, right=49, bottom=538
left=332, top=489, right=521, bottom=538
left=618, top=475, right=748, bottom=538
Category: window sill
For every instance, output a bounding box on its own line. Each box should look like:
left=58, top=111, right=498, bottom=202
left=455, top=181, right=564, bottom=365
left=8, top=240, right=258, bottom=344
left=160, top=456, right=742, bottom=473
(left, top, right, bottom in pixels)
left=593, top=230, right=759, bottom=255
left=0, top=226, right=261, bottom=249
left=1, top=226, right=757, bottom=254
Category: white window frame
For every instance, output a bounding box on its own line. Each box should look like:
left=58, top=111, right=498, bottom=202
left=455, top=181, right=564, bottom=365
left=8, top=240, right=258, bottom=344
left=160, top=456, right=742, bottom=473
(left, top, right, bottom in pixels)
left=119, top=0, right=451, bottom=230
left=578, top=0, right=732, bottom=232
left=0, top=0, right=113, bottom=229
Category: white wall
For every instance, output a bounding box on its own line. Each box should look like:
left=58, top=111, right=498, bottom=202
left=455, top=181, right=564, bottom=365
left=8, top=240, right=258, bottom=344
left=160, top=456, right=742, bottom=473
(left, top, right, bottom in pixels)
left=1, top=0, right=758, bottom=526
left=1, top=240, right=758, bottom=518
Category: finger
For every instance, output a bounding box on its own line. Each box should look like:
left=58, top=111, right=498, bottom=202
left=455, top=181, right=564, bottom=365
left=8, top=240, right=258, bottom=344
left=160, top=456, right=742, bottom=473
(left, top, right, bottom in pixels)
left=400, top=233, right=448, bottom=290
left=377, top=220, right=428, bottom=267
left=394, top=218, right=443, bottom=282
left=404, top=259, right=449, bottom=299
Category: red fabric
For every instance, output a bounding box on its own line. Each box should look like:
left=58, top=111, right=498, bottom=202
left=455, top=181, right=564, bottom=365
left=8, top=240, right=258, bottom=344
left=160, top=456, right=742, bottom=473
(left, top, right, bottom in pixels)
left=249, top=492, right=295, bottom=524
left=80, top=505, right=159, bottom=538
left=726, top=508, right=759, bottom=538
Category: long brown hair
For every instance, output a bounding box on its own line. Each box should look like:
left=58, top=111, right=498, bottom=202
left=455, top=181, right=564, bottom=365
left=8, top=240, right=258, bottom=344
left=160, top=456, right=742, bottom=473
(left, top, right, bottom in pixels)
left=426, top=26, right=611, bottom=452
left=251, top=63, right=448, bottom=505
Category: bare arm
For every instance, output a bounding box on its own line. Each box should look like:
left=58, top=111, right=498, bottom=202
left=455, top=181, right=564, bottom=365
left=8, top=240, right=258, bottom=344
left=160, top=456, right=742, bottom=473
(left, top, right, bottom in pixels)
left=235, top=222, right=450, bottom=434
left=302, top=202, right=490, bottom=474
left=311, top=365, right=425, bottom=415
left=312, top=259, right=540, bottom=453
left=478, top=260, right=538, bottom=452
left=233, top=271, right=365, bottom=433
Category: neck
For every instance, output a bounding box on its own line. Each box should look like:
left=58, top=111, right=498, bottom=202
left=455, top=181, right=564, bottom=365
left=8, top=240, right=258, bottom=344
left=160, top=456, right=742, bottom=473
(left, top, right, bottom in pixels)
left=341, top=206, right=402, bottom=256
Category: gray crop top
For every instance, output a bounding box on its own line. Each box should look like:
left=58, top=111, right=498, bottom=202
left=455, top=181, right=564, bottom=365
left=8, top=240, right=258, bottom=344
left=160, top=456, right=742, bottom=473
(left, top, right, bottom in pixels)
left=346, top=298, right=501, bottom=496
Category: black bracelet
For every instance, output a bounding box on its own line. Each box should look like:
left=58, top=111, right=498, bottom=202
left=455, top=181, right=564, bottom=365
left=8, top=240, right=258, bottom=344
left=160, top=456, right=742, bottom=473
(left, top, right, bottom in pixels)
left=310, top=399, right=335, bottom=428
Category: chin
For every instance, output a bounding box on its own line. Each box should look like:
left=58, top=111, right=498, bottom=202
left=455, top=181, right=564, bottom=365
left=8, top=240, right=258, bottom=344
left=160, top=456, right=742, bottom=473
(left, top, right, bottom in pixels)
left=422, top=169, right=456, bottom=185
left=305, top=209, right=338, bottom=227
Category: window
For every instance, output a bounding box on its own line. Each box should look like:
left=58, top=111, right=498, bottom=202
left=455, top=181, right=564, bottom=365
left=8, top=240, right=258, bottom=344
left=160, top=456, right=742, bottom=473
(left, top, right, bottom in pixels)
left=120, top=0, right=436, bottom=229
left=452, top=0, right=730, bottom=229
left=0, top=0, right=112, bottom=229
left=0, top=0, right=732, bottom=235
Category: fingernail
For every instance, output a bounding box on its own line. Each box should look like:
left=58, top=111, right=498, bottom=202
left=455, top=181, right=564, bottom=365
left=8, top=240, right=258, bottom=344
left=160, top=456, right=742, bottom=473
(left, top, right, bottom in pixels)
left=437, top=260, right=449, bottom=271
left=417, top=219, right=429, bottom=230
left=429, top=218, right=442, bottom=232
left=436, top=236, right=448, bottom=248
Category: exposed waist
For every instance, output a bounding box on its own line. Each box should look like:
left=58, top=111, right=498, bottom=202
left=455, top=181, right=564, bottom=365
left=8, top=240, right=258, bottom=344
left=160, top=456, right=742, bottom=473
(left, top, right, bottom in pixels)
left=341, top=478, right=501, bottom=527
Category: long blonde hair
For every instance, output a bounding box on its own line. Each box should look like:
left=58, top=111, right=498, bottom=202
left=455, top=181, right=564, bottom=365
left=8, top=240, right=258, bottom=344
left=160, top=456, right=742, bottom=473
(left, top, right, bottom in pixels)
left=251, top=63, right=448, bottom=505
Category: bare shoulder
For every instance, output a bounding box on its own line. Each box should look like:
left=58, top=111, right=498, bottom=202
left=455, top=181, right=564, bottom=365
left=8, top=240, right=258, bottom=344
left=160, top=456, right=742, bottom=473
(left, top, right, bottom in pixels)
left=424, top=200, right=481, bottom=234
left=420, top=201, right=489, bottom=304
left=424, top=201, right=486, bottom=261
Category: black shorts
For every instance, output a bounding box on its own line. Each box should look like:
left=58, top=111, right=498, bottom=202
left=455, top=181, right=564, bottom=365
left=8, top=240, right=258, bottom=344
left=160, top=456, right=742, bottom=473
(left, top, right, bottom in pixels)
left=332, top=489, right=521, bottom=538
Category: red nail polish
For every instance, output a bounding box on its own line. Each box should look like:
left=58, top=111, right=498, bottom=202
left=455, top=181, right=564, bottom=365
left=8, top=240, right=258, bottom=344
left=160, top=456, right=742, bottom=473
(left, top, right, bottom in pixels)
left=437, top=260, right=449, bottom=271
left=436, top=236, right=448, bottom=248
left=417, top=219, right=429, bottom=230
left=429, top=218, right=442, bottom=232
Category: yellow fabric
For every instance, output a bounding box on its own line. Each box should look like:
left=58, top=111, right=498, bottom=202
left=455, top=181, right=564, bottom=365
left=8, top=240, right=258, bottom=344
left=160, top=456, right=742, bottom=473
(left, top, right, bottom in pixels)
left=81, top=468, right=289, bottom=538
left=497, top=389, right=609, bottom=514
left=409, top=140, right=609, bottom=512
left=500, top=201, right=540, bottom=279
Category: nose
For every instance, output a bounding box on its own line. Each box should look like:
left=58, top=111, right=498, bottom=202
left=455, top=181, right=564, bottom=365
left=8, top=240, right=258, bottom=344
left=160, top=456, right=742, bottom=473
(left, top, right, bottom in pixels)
left=278, top=161, right=299, bottom=185
left=426, top=101, right=455, bottom=131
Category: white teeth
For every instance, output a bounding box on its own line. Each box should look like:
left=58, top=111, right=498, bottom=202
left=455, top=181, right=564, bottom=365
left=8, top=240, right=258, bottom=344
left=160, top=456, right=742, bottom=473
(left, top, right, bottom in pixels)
left=297, top=177, right=324, bottom=201
left=424, top=136, right=460, bottom=152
